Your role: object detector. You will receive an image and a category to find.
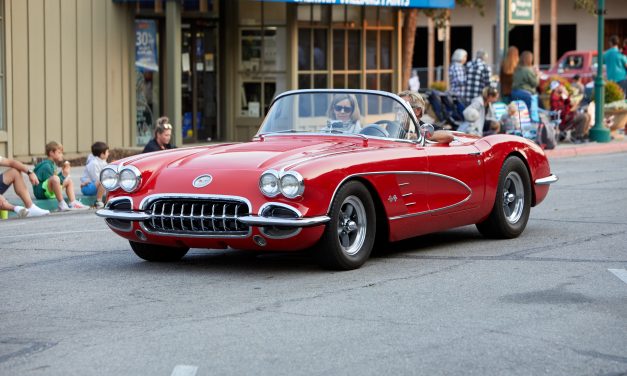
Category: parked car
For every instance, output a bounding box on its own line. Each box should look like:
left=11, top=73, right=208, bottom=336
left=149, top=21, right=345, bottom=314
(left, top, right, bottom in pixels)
left=96, top=89, right=557, bottom=270
left=540, top=50, right=598, bottom=91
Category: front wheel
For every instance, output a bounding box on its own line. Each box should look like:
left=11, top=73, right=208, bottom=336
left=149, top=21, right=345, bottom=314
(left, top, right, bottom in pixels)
left=129, top=241, right=189, bottom=262
left=476, top=156, right=531, bottom=239
left=317, top=181, right=376, bottom=270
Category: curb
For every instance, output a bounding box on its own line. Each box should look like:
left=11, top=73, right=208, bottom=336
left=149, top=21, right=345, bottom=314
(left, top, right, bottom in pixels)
left=544, top=141, right=627, bottom=158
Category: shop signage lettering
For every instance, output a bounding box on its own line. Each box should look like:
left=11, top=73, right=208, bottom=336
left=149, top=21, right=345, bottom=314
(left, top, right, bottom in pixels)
left=135, top=20, right=159, bottom=72
left=508, top=0, right=534, bottom=25
left=277, top=0, right=453, bottom=8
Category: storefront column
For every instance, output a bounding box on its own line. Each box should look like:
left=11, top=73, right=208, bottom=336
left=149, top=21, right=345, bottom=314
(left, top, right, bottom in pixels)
left=165, top=0, right=182, bottom=146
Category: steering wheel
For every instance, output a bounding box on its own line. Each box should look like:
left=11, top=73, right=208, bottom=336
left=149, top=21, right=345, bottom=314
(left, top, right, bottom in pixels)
left=359, top=124, right=390, bottom=138
left=375, top=120, right=402, bottom=139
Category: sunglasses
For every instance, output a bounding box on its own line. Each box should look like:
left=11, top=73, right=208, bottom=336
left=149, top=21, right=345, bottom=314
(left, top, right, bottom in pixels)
left=334, top=105, right=353, bottom=113
left=162, top=123, right=173, bottom=129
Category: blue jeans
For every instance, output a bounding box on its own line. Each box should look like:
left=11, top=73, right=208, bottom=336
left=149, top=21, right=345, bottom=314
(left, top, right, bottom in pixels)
left=511, top=89, right=533, bottom=111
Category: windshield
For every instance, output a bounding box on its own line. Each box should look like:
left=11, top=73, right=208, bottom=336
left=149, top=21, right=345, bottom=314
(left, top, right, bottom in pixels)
left=257, top=90, right=420, bottom=141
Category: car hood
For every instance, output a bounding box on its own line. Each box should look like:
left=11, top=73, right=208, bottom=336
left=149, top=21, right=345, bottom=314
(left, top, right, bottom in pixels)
left=163, top=136, right=371, bottom=171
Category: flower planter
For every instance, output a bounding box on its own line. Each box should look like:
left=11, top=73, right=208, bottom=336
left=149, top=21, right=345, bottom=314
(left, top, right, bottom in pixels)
left=604, top=108, right=627, bottom=140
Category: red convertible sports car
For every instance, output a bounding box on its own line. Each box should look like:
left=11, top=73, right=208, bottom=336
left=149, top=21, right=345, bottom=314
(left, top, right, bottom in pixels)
left=97, top=89, right=557, bottom=270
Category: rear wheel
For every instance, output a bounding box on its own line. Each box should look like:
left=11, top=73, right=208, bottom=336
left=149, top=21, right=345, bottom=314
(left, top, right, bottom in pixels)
left=317, top=181, right=376, bottom=270
left=129, top=241, right=189, bottom=262
left=476, top=156, right=531, bottom=239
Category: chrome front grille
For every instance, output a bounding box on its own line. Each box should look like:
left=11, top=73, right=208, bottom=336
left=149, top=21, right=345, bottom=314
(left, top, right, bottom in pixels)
left=143, top=198, right=250, bottom=236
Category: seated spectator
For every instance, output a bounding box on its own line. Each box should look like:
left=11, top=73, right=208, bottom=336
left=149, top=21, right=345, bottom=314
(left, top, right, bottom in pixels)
left=511, top=51, right=540, bottom=110
left=549, top=81, right=591, bottom=144
left=80, top=142, right=109, bottom=209
left=500, top=102, right=522, bottom=135
left=33, top=141, right=89, bottom=211
left=0, top=155, right=50, bottom=217
left=462, top=86, right=501, bottom=136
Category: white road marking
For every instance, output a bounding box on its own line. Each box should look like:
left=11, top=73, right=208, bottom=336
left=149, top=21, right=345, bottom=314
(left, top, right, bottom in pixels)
left=171, top=365, right=198, bottom=376
left=608, top=269, right=627, bottom=285
left=0, top=229, right=110, bottom=240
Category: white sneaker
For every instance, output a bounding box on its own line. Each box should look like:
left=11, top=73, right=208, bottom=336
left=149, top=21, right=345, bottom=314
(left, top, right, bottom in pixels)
left=27, top=204, right=50, bottom=217
left=94, top=201, right=105, bottom=209
left=13, top=206, right=28, bottom=218
left=69, top=200, right=89, bottom=210
left=58, top=200, right=70, bottom=211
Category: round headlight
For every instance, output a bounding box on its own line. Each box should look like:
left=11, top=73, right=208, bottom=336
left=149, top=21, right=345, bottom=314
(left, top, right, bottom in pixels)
left=259, top=170, right=280, bottom=197
left=100, top=167, right=119, bottom=191
left=280, top=172, right=304, bottom=198
left=118, top=166, right=141, bottom=192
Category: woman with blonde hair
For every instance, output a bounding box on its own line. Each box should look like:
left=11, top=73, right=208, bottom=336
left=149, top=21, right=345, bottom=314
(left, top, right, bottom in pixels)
left=327, top=93, right=362, bottom=133
left=500, top=46, right=519, bottom=98
left=142, top=116, right=177, bottom=153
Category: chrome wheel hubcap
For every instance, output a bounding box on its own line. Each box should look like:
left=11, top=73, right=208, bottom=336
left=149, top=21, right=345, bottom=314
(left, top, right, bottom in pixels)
left=502, top=172, right=524, bottom=224
left=337, top=196, right=367, bottom=256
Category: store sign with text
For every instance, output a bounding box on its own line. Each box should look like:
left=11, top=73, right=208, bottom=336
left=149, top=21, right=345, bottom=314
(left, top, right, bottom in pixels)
left=260, top=0, right=454, bottom=9
left=509, top=0, right=534, bottom=25
left=135, top=20, right=159, bottom=72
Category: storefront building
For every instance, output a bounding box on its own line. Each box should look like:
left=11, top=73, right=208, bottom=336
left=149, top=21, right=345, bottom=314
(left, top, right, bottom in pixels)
left=1, top=0, right=454, bottom=160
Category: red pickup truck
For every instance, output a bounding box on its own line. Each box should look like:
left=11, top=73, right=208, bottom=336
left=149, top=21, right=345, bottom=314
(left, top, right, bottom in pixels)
left=539, top=50, right=599, bottom=90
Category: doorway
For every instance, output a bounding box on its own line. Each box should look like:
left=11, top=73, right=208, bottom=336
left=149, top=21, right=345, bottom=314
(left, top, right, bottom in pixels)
left=181, top=20, right=219, bottom=143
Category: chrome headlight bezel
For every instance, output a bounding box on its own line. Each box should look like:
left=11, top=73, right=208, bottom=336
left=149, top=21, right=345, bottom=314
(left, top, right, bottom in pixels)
left=100, top=166, right=120, bottom=191
left=118, top=166, right=142, bottom=193
left=259, top=170, right=280, bottom=198
left=279, top=171, right=305, bottom=199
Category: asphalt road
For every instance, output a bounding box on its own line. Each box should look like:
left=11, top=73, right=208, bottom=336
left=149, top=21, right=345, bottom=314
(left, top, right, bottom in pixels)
left=0, top=153, right=626, bottom=376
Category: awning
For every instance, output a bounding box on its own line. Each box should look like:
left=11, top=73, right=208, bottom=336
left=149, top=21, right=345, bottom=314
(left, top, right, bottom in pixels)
left=260, top=0, right=454, bottom=8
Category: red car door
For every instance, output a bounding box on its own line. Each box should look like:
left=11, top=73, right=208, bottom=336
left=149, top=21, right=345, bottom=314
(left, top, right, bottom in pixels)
left=424, top=140, right=486, bottom=231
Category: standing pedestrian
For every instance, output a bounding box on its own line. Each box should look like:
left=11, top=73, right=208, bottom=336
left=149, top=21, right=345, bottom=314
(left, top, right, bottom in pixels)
left=448, top=49, right=468, bottom=100
left=462, top=49, right=492, bottom=105
left=603, top=35, right=627, bottom=97
left=500, top=46, right=519, bottom=99
left=142, top=116, right=177, bottom=153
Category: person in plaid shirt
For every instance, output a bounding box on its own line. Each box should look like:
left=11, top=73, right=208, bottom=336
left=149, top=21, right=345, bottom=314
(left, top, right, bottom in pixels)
left=462, top=50, right=492, bottom=105
left=448, top=49, right=467, bottom=99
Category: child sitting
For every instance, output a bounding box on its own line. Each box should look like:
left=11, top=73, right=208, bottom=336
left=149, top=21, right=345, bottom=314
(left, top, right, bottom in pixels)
left=500, top=102, right=522, bottom=135
left=80, top=142, right=109, bottom=209
left=33, top=141, right=89, bottom=211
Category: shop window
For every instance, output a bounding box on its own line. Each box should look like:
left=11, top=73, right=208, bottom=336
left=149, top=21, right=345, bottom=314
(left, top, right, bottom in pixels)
left=298, top=5, right=396, bottom=93
left=135, top=19, right=161, bottom=145
left=238, top=1, right=287, bottom=118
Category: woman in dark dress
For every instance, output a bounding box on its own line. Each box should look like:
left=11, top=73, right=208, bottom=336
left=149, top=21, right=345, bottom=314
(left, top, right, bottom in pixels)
left=142, top=116, right=177, bottom=153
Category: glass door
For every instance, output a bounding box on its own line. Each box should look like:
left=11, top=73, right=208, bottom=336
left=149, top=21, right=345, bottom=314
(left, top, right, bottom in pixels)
left=182, top=20, right=219, bottom=143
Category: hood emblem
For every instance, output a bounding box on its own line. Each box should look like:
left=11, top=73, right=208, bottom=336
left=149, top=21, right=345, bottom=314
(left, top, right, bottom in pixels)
left=192, top=174, right=213, bottom=188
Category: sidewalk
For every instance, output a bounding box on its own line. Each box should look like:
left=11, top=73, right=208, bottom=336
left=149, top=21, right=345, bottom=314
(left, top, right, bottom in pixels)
left=2, top=137, right=627, bottom=219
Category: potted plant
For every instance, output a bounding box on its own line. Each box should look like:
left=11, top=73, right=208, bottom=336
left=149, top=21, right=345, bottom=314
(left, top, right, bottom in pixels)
left=603, top=81, right=627, bottom=136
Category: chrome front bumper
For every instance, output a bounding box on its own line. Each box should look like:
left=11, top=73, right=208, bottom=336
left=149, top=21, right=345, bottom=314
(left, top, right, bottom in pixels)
left=96, top=209, right=330, bottom=228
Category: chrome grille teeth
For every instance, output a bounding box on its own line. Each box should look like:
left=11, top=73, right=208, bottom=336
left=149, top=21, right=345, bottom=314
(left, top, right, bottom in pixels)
left=145, top=199, right=250, bottom=235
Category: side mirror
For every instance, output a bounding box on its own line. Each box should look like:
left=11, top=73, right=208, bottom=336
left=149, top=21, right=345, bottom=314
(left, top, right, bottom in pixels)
left=420, top=123, right=435, bottom=140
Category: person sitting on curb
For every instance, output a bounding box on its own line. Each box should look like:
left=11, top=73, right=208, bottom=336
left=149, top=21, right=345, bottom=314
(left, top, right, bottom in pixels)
left=0, top=155, right=50, bottom=217
left=549, top=81, right=590, bottom=144
left=33, top=141, right=89, bottom=211
left=80, top=142, right=110, bottom=209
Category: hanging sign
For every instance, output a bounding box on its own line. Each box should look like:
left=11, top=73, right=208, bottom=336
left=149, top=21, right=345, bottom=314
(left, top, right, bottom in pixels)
left=135, top=19, right=159, bottom=72
left=509, top=0, right=534, bottom=25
